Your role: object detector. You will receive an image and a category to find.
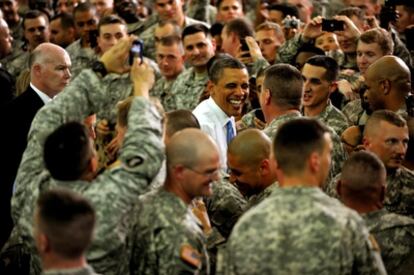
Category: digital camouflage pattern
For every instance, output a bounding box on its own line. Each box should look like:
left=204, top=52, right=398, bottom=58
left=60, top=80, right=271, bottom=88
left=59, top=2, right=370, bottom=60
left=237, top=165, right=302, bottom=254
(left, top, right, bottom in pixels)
left=124, top=188, right=210, bottom=275
left=150, top=76, right=177, bottom=112
left=326, top=167, right=414, bottom=219
left=204, top=178, right=247, bottom=243
left=5, top=51, right=29, bottom=78
left=310, top=100, right=350, bottom=136
left=170, top=67, right=209, bottom=111
left=218, top=187, right=387, bottom=275
left=245, top=182, right=279, bottom=210
left=65, top=39, right=97, bottom=78
left=263, top=112, right=348, bottom=182
left=3, top=69, right=164, bottom=275
left=363, top=208, right=414, bottom=274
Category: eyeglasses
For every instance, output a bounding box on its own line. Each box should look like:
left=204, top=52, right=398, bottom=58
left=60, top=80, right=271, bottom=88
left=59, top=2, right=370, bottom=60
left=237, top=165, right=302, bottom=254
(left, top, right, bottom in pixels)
left=184, top=166, right=220, bottom=179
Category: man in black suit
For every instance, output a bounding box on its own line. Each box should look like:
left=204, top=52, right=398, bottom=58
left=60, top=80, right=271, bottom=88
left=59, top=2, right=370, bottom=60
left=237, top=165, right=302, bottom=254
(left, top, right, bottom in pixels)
left=0, top=42, right=71, bottom=248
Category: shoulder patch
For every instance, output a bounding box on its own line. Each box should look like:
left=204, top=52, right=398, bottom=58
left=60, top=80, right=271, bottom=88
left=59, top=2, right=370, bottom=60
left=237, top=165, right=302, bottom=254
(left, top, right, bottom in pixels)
left=368, top=234, right=380, bottom=252
left=180, top=244, right=202, bottom=269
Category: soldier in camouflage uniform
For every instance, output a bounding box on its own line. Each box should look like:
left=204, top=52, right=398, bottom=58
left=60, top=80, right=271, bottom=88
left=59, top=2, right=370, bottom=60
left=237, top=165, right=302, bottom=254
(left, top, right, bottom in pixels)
left=218, top=118, right=386, bottom=275
left=326, top=110, right=414, bottom=219
left=34, top=189, right=100, bottom=275
left=92, top=15, right=160, bottom=170
left=136, top=0, right=208, bottom=60
left=337, top=151, right=414, bottom=274
left=275, top=15, right=359, bottom=71
left=65, top=2, right=99, bottom=78
left=227, top=129, right=278, bottom=210
left=6, top=10, right=50, bottom=78
left=1, top=37, right=164, bottom=275
left=260, top=64, right=347, bottom=181
left=123, top=129, right=220, bottom=274
left=150, top=35, right=185, bottom=111
left=301, top=55, right=350, bottom=136
left=169, top=23, right=216, bottom=111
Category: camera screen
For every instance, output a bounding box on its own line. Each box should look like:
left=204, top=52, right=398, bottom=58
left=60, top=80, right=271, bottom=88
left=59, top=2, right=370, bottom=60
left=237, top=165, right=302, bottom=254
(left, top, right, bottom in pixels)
left=131, top=44, right=142, bottom=55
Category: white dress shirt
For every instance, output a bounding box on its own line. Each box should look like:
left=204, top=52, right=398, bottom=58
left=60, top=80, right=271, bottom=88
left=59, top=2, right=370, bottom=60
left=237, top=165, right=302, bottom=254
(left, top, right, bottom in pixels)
left=193, top=97, right=236, bottom=171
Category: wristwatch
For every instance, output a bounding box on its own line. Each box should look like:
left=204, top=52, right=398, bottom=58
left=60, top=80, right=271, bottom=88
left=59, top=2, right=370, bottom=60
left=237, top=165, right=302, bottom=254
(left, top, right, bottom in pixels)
left=91, top=61, right=108, bottom=78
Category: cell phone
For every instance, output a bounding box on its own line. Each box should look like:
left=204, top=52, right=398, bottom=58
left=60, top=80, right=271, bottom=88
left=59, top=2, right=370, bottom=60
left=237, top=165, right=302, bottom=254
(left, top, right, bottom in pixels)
left=321, top=19, right=344, bottom=32
left=129, top=39, right=144, bottom=66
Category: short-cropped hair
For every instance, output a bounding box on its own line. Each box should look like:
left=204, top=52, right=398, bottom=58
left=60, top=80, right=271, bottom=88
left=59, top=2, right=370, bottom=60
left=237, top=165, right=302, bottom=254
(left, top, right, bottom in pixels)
left=273, top=118, right=330, bottom=175
left=36, top=188, right=95, bottom=259
left=44, top=122, right=93, bottom=181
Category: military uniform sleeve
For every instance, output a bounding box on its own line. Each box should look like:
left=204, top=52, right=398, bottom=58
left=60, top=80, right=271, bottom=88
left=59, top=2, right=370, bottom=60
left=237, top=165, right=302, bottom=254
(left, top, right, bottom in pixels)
left=11, top=69, right=126, bottom=221
left=186, top=0, right=210, bottom=24
left=275, top=34, right=306, bottom=65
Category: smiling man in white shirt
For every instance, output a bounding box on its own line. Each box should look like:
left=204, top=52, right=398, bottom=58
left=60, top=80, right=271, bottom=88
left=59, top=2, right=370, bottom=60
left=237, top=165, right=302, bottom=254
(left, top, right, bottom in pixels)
left=193, top=55, right=249, bottom=171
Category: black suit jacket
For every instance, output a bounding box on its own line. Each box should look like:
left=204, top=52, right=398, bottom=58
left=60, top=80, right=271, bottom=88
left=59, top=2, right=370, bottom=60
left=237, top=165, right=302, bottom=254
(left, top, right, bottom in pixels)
left=0, top=86, right=44, bottom=248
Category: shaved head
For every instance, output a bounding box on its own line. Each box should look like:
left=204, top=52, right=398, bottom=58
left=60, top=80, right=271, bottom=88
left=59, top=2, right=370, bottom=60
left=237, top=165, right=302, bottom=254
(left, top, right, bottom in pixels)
left=29, top=42, right=69, bottom=68
left=228, top=129, right=271, bottom=167
left=167, top=128, right=219, bottom=169
left=365, top=55, right=411, bottom=111
left=366, top=55, right=410, bottom=86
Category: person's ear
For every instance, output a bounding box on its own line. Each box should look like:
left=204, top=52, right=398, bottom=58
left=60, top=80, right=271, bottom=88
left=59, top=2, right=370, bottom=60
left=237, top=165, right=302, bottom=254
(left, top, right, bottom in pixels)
left=329, top=82, right=338, bottom=94
left=259, top=159, right=270, bottom=176
left=380, top=79, right=391, bottom=95
left=308, top=151, right=320, bottom=173
left=264, top=88, right=272, bottom=105
left=208, top=80, right=216, bottom=97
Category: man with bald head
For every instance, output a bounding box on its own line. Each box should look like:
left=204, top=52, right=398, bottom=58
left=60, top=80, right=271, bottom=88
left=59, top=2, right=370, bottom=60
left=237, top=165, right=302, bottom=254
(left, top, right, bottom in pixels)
left=1, top=43, right=71, bottom=245
left=365, top=55, right=412, bottom=114
left=337, top=151, right=414, bottom=274
left=125, top=128, right=219, bottom=274
left=219, top=118, right=386, bottom=274
left=227, top=129, right=278, bottom=208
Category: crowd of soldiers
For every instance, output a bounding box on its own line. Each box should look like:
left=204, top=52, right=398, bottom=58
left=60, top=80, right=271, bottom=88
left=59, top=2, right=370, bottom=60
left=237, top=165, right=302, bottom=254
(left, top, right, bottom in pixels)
left=1, top=0, right=414, bottom=274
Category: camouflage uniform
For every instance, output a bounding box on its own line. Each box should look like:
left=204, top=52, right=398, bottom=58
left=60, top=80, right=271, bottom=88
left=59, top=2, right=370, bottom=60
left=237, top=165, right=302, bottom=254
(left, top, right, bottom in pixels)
left=138, top=16, right=209, bottom=61
left=326, top=167, right=414, bottom=218
left=263, top=112, right=347, bottom=182
left=307, top=100, right=350, bottom=136
left=384, top=167, right=414, bottom=218
left=185, top=0, right=210, bottom=24
left=217, top=187, right=387, bottom=274
left=5, top=51, right=29, bottom=78
left=170, top=67, right=209, bottom=111
left=204, top=178, right=247, bottom=245
left=124, top=188, right=210, bottom=275
left=363, top=208, right=414, bottom=274
left=342, top=99, right=368, bottom=126
left=66, top=39, right=97, bottom=78
left=245, top=183, right=279, bottom=210
left=150, top=76, right=177, bottom=112
left=3, top=69, right=164, bottom=275
left=275, top=33, right=357, bottom=70
left=42, top=265, right=100, bottom=275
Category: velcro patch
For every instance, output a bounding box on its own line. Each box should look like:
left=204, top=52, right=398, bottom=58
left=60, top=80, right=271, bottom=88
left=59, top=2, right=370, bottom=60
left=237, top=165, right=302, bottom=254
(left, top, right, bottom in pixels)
left=180, top=244, right=201, bottom=269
